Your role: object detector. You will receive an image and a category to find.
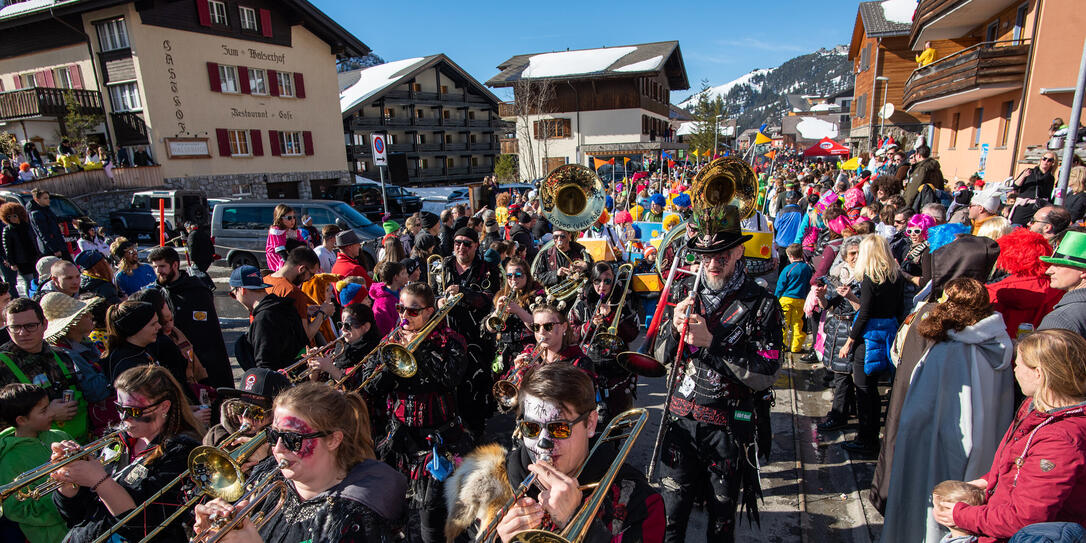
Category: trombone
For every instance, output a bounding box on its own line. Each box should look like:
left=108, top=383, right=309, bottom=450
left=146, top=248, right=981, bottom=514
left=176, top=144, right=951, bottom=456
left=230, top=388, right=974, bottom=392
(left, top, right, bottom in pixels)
left=281, top=333, right=349, bottom=383
left=587, top=263, right=635, bottom=353
left=330, top=319, right=405, bottom=389
left=372, top=292, right=463, bottom=387
left=0, top=429, right=125, bottom=502
left=428, top=254, right=446, bottom=294
left=190, top=458, right=290, bottom=543
left=492, top=344, right=542, bottom=412
left=478, top=408, right=648, bottom=543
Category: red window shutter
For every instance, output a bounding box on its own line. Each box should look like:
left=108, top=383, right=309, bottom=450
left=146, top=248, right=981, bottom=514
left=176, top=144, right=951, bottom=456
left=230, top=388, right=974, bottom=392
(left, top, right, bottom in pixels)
left=216, top=129, right=232, bottom=156
left=268, top=130, right=281, bottom=156
left=196, top=0, right=211, bottom=26
left=302, top=131, right=314, bottom=155
left=12, top=76, right=20, bottom=90
left=0, top=79, right=4, bottom=92
left=293, top=73, right=305, bottom=98
left=267, top=70, right=279, bottom=96
left=250, top=129, right=263, bottom=156
left=37, top=70, right=51, bottom=88
left=238, top=66, right=250, bottom=94
left=69, top=65, right=83, bottom=89
left=207, top=62, right=221, bottom=92
left=259, top=9, right=272, bottom=37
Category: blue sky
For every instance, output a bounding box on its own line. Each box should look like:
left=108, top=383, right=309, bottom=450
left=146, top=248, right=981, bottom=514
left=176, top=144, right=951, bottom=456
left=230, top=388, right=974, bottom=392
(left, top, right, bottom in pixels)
left=314, top=0, right=861, bottom=102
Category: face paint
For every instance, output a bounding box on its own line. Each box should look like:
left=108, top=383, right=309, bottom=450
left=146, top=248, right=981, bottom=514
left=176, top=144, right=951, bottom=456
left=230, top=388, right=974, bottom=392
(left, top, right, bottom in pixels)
left=276, top=415, right=319, bottom=459
left=520, top=394, right=567, bottom=464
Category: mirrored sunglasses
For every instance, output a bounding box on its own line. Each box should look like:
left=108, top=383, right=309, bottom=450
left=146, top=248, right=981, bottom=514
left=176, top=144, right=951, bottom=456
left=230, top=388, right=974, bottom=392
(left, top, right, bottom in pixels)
left=517, top=410, right=591, bottom=440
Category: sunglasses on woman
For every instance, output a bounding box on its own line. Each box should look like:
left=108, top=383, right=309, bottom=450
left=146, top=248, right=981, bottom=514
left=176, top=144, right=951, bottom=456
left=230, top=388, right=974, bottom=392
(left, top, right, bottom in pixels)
left=530, top=322, right=561, bottom=333
left=517, top=409, right=591, bottom=440
left=506, top=271, right=524, bottom=278
left=396, top=304, right=430, bottom=317
left=343, top=318, right=366, bottom=329
left=593, top=278, right=613, bottom=285
left=906, top=227, right=923, bottom=235
left=267, top=427, right=329, bottom=453
left=115, top=399, right=166, bottom=422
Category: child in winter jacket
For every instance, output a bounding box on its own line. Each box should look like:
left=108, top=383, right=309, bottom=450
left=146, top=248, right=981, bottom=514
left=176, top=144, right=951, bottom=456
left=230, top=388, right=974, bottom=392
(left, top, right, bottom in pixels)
left=776, top=244, right=814, bottom=352
left=368, top=260, right=410, bottom=337
left=0, top=384, right=71, bottom=543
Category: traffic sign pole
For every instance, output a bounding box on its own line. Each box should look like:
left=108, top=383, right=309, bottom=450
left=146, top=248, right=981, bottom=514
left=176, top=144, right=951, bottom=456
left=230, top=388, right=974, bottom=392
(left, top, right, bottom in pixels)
left=379, top=165, right=388, bottom=216
left=370, top=133, right=390, bottom=216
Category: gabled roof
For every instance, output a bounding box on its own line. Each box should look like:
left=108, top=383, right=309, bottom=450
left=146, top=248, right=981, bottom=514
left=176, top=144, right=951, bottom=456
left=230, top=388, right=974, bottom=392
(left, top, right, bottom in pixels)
left=487, top=40, right=689, bottom=91
left=0, top=0, right=368, bottom=57
left=339, top=54, right=502, bottom=116
left=787, top=94, right=812, bottom=112
left=858, top=0, right=912, bottom=38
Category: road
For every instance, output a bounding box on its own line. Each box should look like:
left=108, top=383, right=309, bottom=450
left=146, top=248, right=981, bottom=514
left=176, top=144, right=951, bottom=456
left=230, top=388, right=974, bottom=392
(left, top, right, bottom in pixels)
left=204, top=262, right=884, bottom=542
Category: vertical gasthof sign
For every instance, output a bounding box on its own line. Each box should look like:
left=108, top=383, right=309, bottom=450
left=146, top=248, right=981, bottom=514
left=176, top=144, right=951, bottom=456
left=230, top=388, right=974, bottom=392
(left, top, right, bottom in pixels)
left=979, top=143, right=989, bottom=178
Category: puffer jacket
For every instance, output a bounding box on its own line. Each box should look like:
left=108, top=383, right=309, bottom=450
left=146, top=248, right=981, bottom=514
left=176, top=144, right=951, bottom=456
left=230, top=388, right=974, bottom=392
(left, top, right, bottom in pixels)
left=819, top=281, right=860, bottom=374
left=953, top=400, right=1086, bottom=542
left=368, top=282, right=399, bottom=337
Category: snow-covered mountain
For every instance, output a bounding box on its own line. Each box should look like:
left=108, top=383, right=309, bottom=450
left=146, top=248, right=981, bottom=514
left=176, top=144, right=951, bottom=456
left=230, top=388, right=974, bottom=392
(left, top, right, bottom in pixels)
left=680, top=45, right=852, bottom=130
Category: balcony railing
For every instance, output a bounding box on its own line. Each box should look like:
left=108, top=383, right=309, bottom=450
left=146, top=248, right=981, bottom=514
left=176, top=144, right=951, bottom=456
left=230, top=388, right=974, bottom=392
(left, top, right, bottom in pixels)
left=442, top=118, right=466, bottom=127
left=903, top=40, right=1030, bottom=112
left=0, top=87, right=103, bottom=121
left=910, top=0, right=1020, bottom=48
left=468, top=119, right=491, bottom=127
left=420, top=167, right=444, bottom=177
left=444, top=142, right=467, bottom=151
left=417, top=142, right=442, bottom=152
left=111, top=112, right=149, bottom=146
left=498, top=102, right=516, bottom=118
left=415, top=117, right=440, bottom=126
left=447, top=166, right=468, bottom=175
left=471, top=142, right=497, bottom=151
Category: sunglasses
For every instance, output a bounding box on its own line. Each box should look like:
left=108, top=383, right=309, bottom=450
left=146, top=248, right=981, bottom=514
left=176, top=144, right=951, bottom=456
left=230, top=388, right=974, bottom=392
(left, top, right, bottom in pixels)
left=454, top=239, right=475, bottom=247
left=506, top=271, right=524, bottom=278
left=1041, top=157, right=1056, bottom=162
left=396, top=304, right=430, bottom=317
left=343, top=318, right=366, bottom=329
left=906, top=227, right=923, bottom=235
left=517, top=409, right=591, bottom=440
left=593, top=277, right=613, bottom=285
left=115, top=399, right=166, bottom=421
left=530, top=322, right=561, bottom=333
left=267, top=427, right=328, bottom=453
left=283, top=215, right=296, bottom=220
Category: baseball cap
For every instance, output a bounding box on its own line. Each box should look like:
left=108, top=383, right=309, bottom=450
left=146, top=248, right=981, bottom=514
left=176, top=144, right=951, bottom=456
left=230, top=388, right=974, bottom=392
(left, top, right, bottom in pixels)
left=229, top=265, right=271, bottom=289
left=217, top=368, right=292, bottom=408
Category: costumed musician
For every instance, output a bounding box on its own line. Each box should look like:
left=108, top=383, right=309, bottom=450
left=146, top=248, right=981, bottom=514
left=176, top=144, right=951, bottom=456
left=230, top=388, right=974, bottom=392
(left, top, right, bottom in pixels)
left=503, top=304, right=594, bottom=386
left=532, top=229, right=592, bottom=289
left=204, top=368, right=291, bottom=471
left=656, top=205, right=783, bottom=543
left=569, top=262, right=640, bottom=420
left=434, top=227, right=501, bottom=439
left=484, top=257, right=544, bottom=376
left=192, top=383, right=407, bottom=543
left=444, top=363, right=665, bottom=542
left=51, top=365, right=204, bottom=542
left=358, top=282, right=472, bottom=543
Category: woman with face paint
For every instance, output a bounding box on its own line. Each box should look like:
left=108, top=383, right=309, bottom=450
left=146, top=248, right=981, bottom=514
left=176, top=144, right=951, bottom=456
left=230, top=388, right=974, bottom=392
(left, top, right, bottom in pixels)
left=193, top=383, right=408, bottom=543
left=485, top=257, right=543, bottom=375
left=358, top=282, right=474, bottom=543
left=50, top=365, right=205, bottom=543
left=453, top=363, right=664, bottom=542
left=569, top=262, right=640, bottom=420
left=504, top=305, right=594, bottom=383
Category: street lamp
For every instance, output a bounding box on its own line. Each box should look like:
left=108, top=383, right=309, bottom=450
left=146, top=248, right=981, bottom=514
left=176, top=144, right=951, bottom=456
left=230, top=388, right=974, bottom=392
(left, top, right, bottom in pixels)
left=876, top=76, right=890, bottom=146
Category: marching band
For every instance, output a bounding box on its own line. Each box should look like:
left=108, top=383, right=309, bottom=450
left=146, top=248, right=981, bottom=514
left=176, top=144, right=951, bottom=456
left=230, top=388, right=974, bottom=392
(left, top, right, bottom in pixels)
left=0, top=158, right=780, bottom=543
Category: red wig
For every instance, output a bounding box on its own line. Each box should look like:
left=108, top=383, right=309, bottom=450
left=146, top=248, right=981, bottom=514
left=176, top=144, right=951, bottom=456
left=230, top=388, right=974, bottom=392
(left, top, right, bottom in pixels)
left=996, top=228, right=1052, bottom=277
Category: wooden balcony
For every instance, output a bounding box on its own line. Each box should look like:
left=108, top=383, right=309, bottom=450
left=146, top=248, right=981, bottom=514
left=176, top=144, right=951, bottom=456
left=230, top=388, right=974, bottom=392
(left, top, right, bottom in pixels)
left=911, top=0, right=1021, bottom=47
left=0, top=88, right=103, bottom=121
left=444, top=142, right=467, bottom=151
left=111, top=112, right=149, bottom=146
left=903, top=40, right=1030, bottom=112
left=498, top=101, right=516, bottom=118
left=500, top=137, right=518, bottom=155
left=442, top=118, right=466, bottom=127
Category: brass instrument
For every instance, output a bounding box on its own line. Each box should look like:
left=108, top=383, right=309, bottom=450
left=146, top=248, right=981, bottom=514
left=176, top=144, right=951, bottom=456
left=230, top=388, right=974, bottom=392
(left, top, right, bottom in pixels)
left=491, top=344, right=543, bottom=412
left=586, top=263, right=634, bottom=353
left=281, top=333, right=350, bottom=383
left=330, top=319, right=406, bottom=390
left=478, top=408, right=649, bottom=543
left=539, top=164, right=605, bottom=232
left=0, top=430, right=125, bottom=501
left=688, top=156, right=758, bottom=231
left=375, top=292, right=463, bottom=384
left=428, top=254, right=446, bottom=294
left=191, top=459, right=290, bottom=543
left=484, top=289, right=514, bottom=333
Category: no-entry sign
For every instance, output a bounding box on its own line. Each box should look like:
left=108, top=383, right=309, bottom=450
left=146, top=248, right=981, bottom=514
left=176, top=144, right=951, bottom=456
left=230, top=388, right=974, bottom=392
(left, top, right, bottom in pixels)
left=370, top=133, right=388, bottom=166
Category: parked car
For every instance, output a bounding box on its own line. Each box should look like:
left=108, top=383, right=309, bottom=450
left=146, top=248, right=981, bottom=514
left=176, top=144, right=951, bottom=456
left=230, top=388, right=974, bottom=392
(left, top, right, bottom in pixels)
left=108, top=190, right=209, bottom=244
left=210, top=199, right=384, bottom=269
left=321, top=181, right=422, bottom=221
left=0, top=189, right=89, bottom=256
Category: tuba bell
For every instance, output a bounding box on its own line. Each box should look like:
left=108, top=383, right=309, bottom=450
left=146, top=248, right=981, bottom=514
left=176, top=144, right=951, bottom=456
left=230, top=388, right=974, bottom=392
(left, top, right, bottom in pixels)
left=688, top=156, right=758, bottom=232
left=539, top=164, right=605, bottom=232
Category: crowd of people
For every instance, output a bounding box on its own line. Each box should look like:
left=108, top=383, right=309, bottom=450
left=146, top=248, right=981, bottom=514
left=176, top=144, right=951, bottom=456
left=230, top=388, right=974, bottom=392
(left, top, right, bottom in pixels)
left=0, top=137, right=1082, bottom=543
left=1, top=137, right=155, bottom=185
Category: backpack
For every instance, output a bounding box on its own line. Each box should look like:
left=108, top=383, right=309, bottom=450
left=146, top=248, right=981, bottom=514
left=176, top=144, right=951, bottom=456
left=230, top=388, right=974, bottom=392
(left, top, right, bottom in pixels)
left=912, top=183, right=939, bottom=212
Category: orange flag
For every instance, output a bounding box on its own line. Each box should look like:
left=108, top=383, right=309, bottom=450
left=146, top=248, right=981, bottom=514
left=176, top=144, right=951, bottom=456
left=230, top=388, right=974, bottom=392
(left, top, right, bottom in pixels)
left=765, top=150, right=776, bottom=160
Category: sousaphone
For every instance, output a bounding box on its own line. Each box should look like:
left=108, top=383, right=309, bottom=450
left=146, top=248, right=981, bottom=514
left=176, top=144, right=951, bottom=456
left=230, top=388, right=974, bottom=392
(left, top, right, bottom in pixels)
left=539, top=164, right=605, bottom=232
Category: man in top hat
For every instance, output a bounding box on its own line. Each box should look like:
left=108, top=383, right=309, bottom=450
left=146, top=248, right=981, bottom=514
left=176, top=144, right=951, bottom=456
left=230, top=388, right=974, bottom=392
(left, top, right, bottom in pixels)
left=331, top=230, right=373, bottom=286
left=205, top=367, right=291, bottom=469
left=654, top=206, right=783, bottom=543
left=1038, top=230, right=1086, bottom=335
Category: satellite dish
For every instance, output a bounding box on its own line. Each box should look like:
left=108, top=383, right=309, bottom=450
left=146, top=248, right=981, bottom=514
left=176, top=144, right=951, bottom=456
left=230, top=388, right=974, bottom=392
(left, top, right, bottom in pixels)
left=879, top=103, right=896, bottom=120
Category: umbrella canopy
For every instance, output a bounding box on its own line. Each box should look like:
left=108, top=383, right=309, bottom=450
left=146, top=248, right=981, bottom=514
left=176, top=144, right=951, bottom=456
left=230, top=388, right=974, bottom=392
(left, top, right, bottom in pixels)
left=803, top=137, right=850, bottom=157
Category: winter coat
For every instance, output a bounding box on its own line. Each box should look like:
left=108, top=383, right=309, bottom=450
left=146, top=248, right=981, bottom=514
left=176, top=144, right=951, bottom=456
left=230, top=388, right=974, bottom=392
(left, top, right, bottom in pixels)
left=0, top=427, right=71, bottom=543
left=880, top=313, right=1015, bottom=543
left=248, top=294, right=308, bottom=371
left=186, top=225, right=214, bottom=272
left=79, top=272, right=122, bottom=306
left=26, top=200, right=66, bottom=256
left=986, top=275, right=1063, bottom=339
left=1038, top=288, right=1086, bottom=336
left=1, top=222, right=40, bottom=273
left=368, top=282, right=399, bottom=337
left=818, top=281, right=860, bottom=374
left=952, top=400, right=1086, bottom=542
left=905, top=157, right=945, bottom=207
left=264, top=226, right=300, bottom=272
left=157, top=272, right=231, bottom=388
left=331, top=252, right=373, bottom=286
left=773, top=205, right=804, bottom=248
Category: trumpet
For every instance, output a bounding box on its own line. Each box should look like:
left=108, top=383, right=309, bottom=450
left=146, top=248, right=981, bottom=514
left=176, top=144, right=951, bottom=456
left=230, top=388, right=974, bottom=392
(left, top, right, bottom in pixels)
left=191, top=458, right=290, bottom=543
left=0, top=429, right=125, bottom=502
left=428, top=254, right=446, bottom=294
left=331, top=320, right=406, bottom=390
left=492, top=344, right=542, bottom=412
left=544, top=272, right=585, bottom=311
left=281, top=333, right=350, bottom=383
left=374, top=292, right=462, bottom=384
left=485, top=290, right=515, bottom=332
left=478, top=409, right=648, bottom=543
left=588, top=263, right=635, bottom=353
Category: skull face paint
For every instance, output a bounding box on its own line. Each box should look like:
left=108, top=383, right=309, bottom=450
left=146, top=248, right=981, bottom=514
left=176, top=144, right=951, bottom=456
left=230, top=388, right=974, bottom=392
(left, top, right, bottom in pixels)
left=520, top=394, right=569, bottom=464
left=276, top=415, right=319, bottom=459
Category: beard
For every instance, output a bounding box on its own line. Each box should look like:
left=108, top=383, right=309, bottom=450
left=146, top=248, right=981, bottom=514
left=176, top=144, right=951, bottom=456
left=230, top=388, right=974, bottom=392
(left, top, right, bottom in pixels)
left=704, top=273, right=727, bottom=291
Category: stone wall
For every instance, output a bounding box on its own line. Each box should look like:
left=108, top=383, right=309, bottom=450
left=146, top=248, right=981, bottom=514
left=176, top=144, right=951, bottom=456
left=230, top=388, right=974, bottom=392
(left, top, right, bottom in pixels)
left=163, top=170, right=351, bottom=199
left=70, top=189, right=152, bottom=227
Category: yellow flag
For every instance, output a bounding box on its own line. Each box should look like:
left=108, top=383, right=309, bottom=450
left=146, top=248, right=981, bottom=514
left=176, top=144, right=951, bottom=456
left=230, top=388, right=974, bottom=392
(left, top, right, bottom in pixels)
left=691, top=149, right=700, bottom=157
left=839, top=157, right=860, bottom=170
left=754, top=132, right=772, bottom=145
left=623, top=157, right=631, bottom=164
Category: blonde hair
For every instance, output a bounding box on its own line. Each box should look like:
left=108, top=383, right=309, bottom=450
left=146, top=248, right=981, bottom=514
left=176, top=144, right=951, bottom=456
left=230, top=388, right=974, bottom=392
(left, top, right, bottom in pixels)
left=975, top=216, right=1012, bottom=241
left=1017, top=329, right=1086, bottom=409
left=274, top=383, right=375, bottom=471
left=853, top=235, right=900, bottom=285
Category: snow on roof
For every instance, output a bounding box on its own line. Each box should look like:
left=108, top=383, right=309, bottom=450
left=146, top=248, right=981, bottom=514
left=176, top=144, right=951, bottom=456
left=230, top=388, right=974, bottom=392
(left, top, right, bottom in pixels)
left=339, top=57, right=427, bottom=113
left=0, top=0, right=58, bottom=18
left=676, top=121, right=698, bottom=136
left=881, top=0, right=917, bottom=25
left=613, top=55, right=664, bottom=73
left=810, top=103, right=838, bottom=112
left=796, top=117, right=839, bottom=140
left=523, top=46, right=637, bottom=79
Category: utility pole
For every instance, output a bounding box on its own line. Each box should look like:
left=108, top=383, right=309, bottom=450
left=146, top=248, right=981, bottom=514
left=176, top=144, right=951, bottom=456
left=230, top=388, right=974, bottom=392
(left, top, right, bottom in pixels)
left=1056, top=38, right=1086, bottom=204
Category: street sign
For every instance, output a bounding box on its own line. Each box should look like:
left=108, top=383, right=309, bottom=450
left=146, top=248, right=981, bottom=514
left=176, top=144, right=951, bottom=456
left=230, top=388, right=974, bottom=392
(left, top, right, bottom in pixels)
left=370, top=133, right=388, bottom=166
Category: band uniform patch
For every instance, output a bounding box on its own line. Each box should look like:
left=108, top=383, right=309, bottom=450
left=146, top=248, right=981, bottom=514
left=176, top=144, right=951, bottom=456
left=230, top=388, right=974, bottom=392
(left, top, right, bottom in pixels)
left=125, top=464, right=148, bottom=485
left=193, top=311, right=208, bottom=321
left=1040, top=459, right=1056, bottom=472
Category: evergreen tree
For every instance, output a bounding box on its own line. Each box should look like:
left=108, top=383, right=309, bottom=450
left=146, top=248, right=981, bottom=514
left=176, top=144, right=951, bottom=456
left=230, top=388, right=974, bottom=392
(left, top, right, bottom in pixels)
left=60, top=89, right=104, bottom=149
left=686, top=79, right=727, bottom=157
left=494, top=154, right=518, bottom=182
